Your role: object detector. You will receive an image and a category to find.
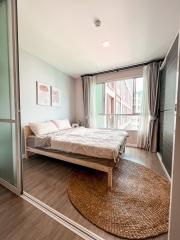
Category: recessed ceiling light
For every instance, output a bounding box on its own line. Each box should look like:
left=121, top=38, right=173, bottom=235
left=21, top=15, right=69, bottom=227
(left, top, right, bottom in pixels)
left=102, top=41, right=110, bottom=48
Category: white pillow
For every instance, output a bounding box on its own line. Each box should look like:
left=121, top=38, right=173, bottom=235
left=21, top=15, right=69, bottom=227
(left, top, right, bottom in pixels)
left=52, top=119, right=71, bottom=130
left=29, top=121, right=58, bottom=136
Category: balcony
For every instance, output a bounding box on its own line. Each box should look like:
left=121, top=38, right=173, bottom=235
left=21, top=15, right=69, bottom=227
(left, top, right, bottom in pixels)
left=96, top=114, right=140, bottom=131
left=95, top=114, right=140, bottom=146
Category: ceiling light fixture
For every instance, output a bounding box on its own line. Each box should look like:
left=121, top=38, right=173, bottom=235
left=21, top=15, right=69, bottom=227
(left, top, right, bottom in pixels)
left=102, top=41, right=110, bottom=47
left=94, top=18, right=101, bottom=27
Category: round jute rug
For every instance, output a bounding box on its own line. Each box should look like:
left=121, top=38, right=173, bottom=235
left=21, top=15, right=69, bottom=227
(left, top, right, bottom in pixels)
left=68, top=159, right=170, bottom=239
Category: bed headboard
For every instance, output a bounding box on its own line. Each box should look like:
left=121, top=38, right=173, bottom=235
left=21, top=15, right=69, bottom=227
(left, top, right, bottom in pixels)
left=24, top=125, right=34, bottom=140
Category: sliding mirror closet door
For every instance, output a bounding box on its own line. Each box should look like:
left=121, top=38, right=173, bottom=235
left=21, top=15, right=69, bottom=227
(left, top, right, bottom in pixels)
left=0, top=0, right=21, bottom=194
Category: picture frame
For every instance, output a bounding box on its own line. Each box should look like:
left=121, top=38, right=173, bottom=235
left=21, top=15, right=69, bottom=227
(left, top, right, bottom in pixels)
left=36, top=82, right=51, bottom=106
left=51, top=86, right=61, bottom=107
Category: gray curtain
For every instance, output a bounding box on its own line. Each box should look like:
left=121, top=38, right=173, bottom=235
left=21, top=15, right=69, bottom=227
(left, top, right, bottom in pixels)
left=82, top=75, right=96, bottom=128
left=146, top=62, right=161, bottom=152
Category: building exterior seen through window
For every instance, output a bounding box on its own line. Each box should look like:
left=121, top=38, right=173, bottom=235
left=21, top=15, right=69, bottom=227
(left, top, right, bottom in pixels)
left=95, top=77, right=143, bottom=130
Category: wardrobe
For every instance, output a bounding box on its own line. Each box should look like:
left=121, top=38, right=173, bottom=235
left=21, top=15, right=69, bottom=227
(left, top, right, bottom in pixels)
left=158, top=35, right=179, bottom=176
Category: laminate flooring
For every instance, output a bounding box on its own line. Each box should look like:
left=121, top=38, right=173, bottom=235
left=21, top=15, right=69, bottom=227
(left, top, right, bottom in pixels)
left=0, top=185, right=83, bottom=240
left=23, top=147, right=169, bottom=240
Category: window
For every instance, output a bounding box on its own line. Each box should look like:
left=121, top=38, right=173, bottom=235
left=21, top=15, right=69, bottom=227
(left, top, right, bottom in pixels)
left=95, top=77, right=143, bottom=130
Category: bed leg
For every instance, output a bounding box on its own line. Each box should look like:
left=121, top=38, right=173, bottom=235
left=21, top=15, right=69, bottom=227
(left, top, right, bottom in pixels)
left=108, top=168, right=113, bottom=189
left=25, top=149, right=30, bottom=159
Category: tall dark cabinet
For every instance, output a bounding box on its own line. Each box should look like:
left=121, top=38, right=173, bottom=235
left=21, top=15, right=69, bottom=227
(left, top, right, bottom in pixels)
left=158, top=35, right=179, bottom=176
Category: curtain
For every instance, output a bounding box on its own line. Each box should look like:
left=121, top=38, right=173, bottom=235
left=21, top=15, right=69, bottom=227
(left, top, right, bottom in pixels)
left=146, top=62, right=161, bottom=152
left=137, top=62, right=160, bottom=152
left=137, top=66, right=150, bottom=149
left=82, top=75, right=96, bottom=128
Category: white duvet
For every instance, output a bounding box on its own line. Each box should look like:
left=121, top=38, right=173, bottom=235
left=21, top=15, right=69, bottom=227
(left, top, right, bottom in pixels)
left=50, top=127, right=128, bottom=161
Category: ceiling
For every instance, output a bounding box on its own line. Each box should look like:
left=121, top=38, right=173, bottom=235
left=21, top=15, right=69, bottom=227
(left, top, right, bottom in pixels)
left=18, top=0, right=180, bottom=78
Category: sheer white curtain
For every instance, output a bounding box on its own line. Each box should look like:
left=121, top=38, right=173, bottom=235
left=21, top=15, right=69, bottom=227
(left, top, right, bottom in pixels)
left=82, top=75, right=96, bottom=128
left=137, top=66, right=150, bottom=149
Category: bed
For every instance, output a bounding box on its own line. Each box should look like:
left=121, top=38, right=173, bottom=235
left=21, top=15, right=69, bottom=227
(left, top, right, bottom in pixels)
left=24, top=125, right=128, bottom=189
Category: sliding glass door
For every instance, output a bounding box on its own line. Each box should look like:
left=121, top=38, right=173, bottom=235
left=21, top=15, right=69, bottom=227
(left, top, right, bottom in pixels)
left=0, top=0, right=22, bottom=194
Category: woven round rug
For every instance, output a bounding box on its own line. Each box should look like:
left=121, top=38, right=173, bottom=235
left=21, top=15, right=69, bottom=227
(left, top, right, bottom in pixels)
left=68, top=159, right=170, bottom=239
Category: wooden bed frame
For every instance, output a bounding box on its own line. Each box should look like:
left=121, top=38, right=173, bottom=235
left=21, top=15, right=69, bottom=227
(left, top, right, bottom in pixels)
left=24, top=126, right=120, bottom=189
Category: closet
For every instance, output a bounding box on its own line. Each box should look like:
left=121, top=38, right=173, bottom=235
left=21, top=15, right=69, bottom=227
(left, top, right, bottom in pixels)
left=158, top=35, right=179, bottom=176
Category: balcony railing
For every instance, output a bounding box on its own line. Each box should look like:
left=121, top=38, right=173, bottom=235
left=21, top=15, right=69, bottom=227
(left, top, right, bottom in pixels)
left=95, top=113, right=140, bottom=131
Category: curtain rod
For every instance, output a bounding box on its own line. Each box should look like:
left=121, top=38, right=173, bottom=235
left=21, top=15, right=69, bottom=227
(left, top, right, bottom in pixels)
left=81, top=58, right=164, bottom=77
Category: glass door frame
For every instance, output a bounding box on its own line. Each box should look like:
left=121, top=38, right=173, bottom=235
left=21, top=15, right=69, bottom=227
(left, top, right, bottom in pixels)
left=0, top=0, right=22, bottom=195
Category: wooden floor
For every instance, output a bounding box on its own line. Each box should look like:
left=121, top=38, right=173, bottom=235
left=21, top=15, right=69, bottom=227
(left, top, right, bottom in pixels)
left=23, top=147, right=169, bottom=240
left=0, top=185, right=82, bottom=240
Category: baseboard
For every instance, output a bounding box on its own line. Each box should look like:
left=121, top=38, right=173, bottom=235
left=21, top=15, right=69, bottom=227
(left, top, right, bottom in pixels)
left=157, top=152, right=171, bottom=182
left=0, top=178, right=21, bottom=195
left=22, top=192, right=104, bottom=240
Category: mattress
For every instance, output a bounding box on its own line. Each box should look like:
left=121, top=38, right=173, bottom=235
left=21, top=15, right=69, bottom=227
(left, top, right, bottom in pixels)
left=27, top=127, right=128, bottom=162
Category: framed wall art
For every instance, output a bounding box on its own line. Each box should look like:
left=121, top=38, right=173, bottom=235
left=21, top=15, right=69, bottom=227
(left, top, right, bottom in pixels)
left=51, top=86, right=61, bottom=107
left=36, top=82, right=51, bottom=106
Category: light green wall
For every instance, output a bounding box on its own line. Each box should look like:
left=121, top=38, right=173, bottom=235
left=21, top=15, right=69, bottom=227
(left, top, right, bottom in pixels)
left=19, top=50, right=75, bottom=126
